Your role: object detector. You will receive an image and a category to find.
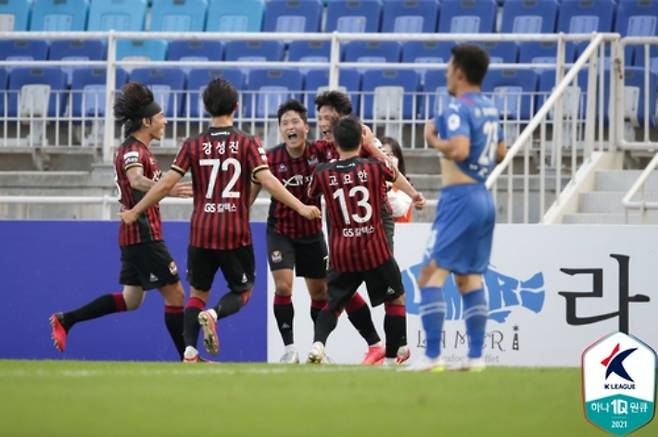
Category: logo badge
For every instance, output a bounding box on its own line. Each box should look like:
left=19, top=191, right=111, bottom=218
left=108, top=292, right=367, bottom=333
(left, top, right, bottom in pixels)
left=168, top=261, right=178, bottom=276
left=271, top=250, right=283, bottom=264
left=582, top=332, right=656, bottom=435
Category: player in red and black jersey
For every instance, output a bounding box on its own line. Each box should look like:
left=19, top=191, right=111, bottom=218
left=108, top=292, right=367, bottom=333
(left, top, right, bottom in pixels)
left=250, top=99, right=384, bottom=364
left=49, top=82, right=193, bottom=360
left=120, top=79, right=321, bottom=362
left=306, top=115, right=425, bottom=365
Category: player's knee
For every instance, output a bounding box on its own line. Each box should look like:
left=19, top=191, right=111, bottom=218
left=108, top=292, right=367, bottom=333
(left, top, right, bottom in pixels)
left=240, top=289, right=253, bottom=306
left=274, top=280, right=292, bottom=297
left=123, top=290, right=145, bottom=311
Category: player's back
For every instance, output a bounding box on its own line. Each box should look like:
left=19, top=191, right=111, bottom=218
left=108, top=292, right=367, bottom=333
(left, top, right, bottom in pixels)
left=172, top=126, right=268, bottom=250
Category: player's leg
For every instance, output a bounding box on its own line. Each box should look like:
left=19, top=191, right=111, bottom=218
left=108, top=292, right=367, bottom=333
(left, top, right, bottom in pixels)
left=455, top=274, right=487, bottom=371
left=157, top=282, right=185, bottom=360
left=294, top=237, right=328, bottom=324
left=268, top=230, right=297, bottom=361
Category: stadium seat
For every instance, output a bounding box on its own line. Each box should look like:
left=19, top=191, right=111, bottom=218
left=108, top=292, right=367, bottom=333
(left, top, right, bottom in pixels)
left=7, top=67, right=68, bottom=117
left=0, top=69, right=8, bottom=116
left=557, top=0, right=616, bottom=57
left=603, top=66, right=658, bottom=127
left=49, top=39, right=106, bottom=84
left=344, top=41, right=401, bottom=67
left=150, top=0, right=207, bottom=32
left=224, top=40, right=284, bottom=62
left=87, top=0, right=147, bottom=31
left=326, top=0, right=382, bottom=33
left=129, top=68, right=186, bottom=117
left=0, top=0, right=30, bottom=31
left=0, top=40, right=49, bottom=63
left=116, top=40, right=167, bottom=66
left=633, top=45, right=658, bottom=72
left=167, top=40, right=223, bottom=73
left=263, top=0, right=322, bottom=33
left=185, top=68, right=244, bottom=117
left=288, top=40, right=331, bottom=63
left=537, top=69, right=589, bottom=119
left=616, top=0, right=658, bottom=64
left=482, top=69, right=538, bottom=120
left=473, top=41, right=518, bottom=63
left=361, top=69, right=419, bottom=119
left=70, top=67, right=128, bottom=117
left=304, top=68, right=361, bottom=118
left=402, top=41, right=453, bottom=64
left=422, top=69, right=448, bottom=117
left=381, top=0, right=440, bottom=33
left=437, top=0, right=497, bottom=33
left=29, top=0, right=88, bottom=31
left=244, top=68, right=303, bottom=118
left=205, top=0, right=264, bottom=32
left=500, top=0, right=559, bottom=34
left=518, top=41, right=577, bottom=65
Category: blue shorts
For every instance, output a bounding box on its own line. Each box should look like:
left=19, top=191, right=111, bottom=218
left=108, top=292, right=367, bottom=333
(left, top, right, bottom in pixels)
left=423, top=183, right=495, bottom=275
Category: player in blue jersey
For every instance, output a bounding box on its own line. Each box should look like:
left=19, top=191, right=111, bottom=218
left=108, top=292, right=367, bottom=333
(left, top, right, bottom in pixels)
left=404, top=44, right=506, bottom=372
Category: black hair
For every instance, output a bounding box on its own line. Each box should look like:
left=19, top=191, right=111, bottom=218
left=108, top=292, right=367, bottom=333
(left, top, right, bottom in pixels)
left=277, top=99, right=308, bottom=124
left=314, top=90, right=352, bottom=115
left=381, top=136, right=406, bottom=176
left=203, top=78, right=238, bottom=117
left=332, top=115, right=362, bottom=152
left=114, top=82, right=156, bottom=135
left=450, top=44, right=490, bottom=86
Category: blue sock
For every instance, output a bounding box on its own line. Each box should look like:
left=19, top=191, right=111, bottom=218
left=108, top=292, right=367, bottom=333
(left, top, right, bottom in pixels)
left=462, top=288, right=488, bottom=359
left=420, top=287, right=445, bottom=359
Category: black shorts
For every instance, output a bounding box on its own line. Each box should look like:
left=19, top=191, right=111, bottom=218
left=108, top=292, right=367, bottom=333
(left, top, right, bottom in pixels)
left=326, top=258, right=405, bottom=310
left=266, top=228, right=327, bottom=279
left=187, top=245, right=255, bottom=292
left=381, top=205, right=394, bottom=252
left=119, top=241, right=180, bottom=290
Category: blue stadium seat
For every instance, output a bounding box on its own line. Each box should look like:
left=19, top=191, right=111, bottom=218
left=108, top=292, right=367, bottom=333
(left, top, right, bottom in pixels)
left=0, top=40, right=49, bottom=62
left=537, top=68, right=589, bottom=118
left=87, top=0, right=147, bottom=31
left=0, top=0, right=30, bottom=31
left=244, top=68, right=303, bottom=118
left=205, top=0, right=264, bottom=32
left=518, top=41, right=577, bottom=65
left=603, top=66, right=658, bottom=127
left=0, top=69, right=8, bottom=116
left=482, top=69, right=538, bottom=119
left=70, top=67, right=128, bottom=116
left=556, top=0, right=616, bottom=47
left=616, top=0, right=658, bottom=64
left=49, top=39, right=105, bottom=84
left=437, top=0, right=497, bottom=33
left=129, top=68, right=186, bottom=117
left=381, top=0, right=440, bottom=33
left=344, top=41, right=401, bottom=66
left=326, top=0, right=382, bottom=33
left=422, top=69, right=448, bottom=117
left=263, top=0, right=322, bottom=32
left=288, top=40, right=331, bottom=63
left=304, top=68, right=361, bottom=118
left=361, top=69, right=419, bottom=119
left=500, top=0, right=558, bottom=33
left=402, top=41, right=453, bottom=64
left=224, top=40, right=284, bottom=62
left=186, top=68, right=244, bottom=117
left=633, top=45, right=658, bottom=72
left=167, top=40, right=223, bottom=62
left=29, top=0, right=88, bottom=31
left=7, top=67, right=68, bottom=117
left=150, top=0, right=207, bottom=32
left=474, top=41, right=518, bottom=63
left=116, top=40, right=167, bottom=63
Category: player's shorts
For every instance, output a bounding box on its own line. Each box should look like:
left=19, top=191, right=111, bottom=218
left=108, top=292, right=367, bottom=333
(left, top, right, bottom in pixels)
left=187, top=245, right=255, bottom=292
left=119, top=240, right=180, bottom=290
left=423, top=183, right=495, bottom=275
left=266, top=228, right=328, bottom=278
left=326, top=258, right=404, bottom=310
left=381, top=205, right=395, bottom=252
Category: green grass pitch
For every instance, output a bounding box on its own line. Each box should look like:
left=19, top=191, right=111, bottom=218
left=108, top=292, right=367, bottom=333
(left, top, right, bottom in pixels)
left=0, top=360, right=655, bottom=437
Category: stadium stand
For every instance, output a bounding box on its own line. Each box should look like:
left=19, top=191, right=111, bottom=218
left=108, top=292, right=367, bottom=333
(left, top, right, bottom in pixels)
left=343, top=41, right=402, bottom=65
left=263, top=0, right=323, bottom=33
left=49, top=39, right=106, bottom=84
left=70, top=67, right=128, bottom=117
left=518, top=40, right=577, bottom=65
left=116, top=40, right=168, bottom=64
left=437, top=0, right=497, bottom=33
left=500, top=0, right=559, bottom=34
left=186, top=68, right=244, bottom=117
left=420, top=68, right=448, bottom=118
left=473, top=41, right=518, bottom=63
left=244, top=68, right=303, bottom=118
left=603, top=66, right=658, bottom=127
left=7, top=67, right=68, bottom=117
left=482, top=69, right=538, bottom=120
left=304, top=68, right=361, bottom=117
left=205, top=0, right=264, bottom=32
left=0, top=39, right=49, bottom=63
left=150, top=0, right=208, bottom=32
left=0, top=68, right=8, bottom=115
left=325, top=0, right=383, bottom=33
left=361, top=69, right=419, bottom=120
left=0, top=0, right=30, bottom=31
left=166, top=40, right=223, bottom=63
left=129, top=67, right=186, bottom=117
left=616, top=0, right=658, bottom=65
left=224, top=40, right=285, bottom=62
left=29, top=0, right=88, bottom=32
left=87, top=0, right=147, bottom=31
left=288, top=40, right=331, bottom=63
left=381, top=0, right=440, bottom=33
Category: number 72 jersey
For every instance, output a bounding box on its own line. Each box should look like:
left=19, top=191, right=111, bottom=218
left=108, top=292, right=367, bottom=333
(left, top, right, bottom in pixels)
left=436, top=92, right=505, bottom=182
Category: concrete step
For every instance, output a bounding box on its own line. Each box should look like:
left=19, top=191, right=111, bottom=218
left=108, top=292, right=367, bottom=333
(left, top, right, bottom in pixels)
left=594, top=170, right=658, bottom=192
left=578, top=191, right=658, bottom=213
left=562, top=212, right=658, bottom=224
left=0, top=171, right=92, bottom=188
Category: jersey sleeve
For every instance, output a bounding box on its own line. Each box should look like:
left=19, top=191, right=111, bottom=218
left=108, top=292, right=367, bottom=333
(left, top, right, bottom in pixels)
left=171, top=140, right=192, bottom=176
left=121, top=144, right=144, bottom=172
left=307, top=168, right=322, bottom=199
left=313, top=140, right=336, bottom=163
left=380, top=159, right=398, bottom=183
left=436, top=101, right=470, bottom=140
left=246, top=136, right=269, bottom=182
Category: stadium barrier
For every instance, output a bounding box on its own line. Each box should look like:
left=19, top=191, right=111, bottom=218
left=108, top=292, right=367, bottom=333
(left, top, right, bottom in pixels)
left=623, top=151, right=658, bottom=223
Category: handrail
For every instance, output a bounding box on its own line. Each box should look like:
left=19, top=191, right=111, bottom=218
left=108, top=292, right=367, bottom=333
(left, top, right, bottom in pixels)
left=622, top=152, right=658, bottom=223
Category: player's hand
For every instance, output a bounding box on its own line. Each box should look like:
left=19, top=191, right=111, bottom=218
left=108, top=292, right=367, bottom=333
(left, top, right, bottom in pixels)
left=412, top=192, right=426, bottom=210
left=119, top=209, right=138, bottom=224
left=361, top=124, right=375, bottom=147
left=170, top=181, right=193, bottom=198
left=299, top=205, right=322, bottom=220
left=424, top=120, right=439, bottom=143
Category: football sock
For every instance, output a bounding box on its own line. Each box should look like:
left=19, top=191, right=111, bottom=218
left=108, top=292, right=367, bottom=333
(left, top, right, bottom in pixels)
left=213, top=291, right=247, bottom=320
left=61, top=293, right=127, bottom=331
left=462, top=288, right=488, bottom=359
left=345, top=293, right=381, bottom=346
left=313, top=308, right=338, bottom=344
left=164, top=305, right=185, bottom=360
left=310, top=299, right=326, bottom=323
left=273, top=295, right=294, bottom=346
left=384, top=302, right=407, bottom=358
left=420, top=287, right=445, bottom=359
left=183, top=297, right=205, bottom=348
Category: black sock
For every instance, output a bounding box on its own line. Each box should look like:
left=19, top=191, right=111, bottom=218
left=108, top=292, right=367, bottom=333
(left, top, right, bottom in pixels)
left=61, top=293, right=127, bottom=331
left=313, top=308, right=338, bottom=344
left=164, top=305, right=185, bottom=360
left=214, top=291, right=245, bottom=320
left=384, top=303, right=407, bottom=358
left=346, top=293, right=381, bottom=346
left=310, top=299, right=326, bottom=323
left=273, top=295, right=294, bottom=346
left=183, top=297, right=205, bottom=349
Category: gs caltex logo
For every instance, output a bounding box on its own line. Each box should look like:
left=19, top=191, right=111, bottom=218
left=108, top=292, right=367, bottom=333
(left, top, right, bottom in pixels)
left=582, top=332, right=657, bottom=435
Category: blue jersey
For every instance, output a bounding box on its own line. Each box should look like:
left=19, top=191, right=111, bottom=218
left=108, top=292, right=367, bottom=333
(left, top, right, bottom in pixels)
left=435, top=92, right=504, bottom=183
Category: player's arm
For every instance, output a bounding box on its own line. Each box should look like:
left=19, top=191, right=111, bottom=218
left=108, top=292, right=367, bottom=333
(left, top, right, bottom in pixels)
left=119, top=170, right=183, bottom=224
left=249, top=181, right=263, bottom=207
left=360, top=124, right=390, bottom=162
left=126, top=166, right=191, bottom=197
left=424, top=119, right=470, bottom=161
left=392, top=171, right=426, bottom=209
left=255, top=169, right=321, bottom=220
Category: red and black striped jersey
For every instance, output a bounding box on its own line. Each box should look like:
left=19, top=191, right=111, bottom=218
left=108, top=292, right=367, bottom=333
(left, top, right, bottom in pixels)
left=311, top=139, right=373, bottom=163
left=172, top=126, right=268, bottom=250
left=308, top=157, right=398, bottom=272
left=265, top=142, right=323, bottom=239
left=115, top=136, right=163, bottom=247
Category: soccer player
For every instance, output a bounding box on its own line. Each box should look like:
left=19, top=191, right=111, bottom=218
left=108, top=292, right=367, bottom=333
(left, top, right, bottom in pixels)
left=251, top=99, right=386, bottom=364
left=405, top=44, right=506, bottom=372
left=306, top=115, right=425, bottom=365
left=49, top=82, right=193, bottom=360
left=119, top=79, right=321, bottom=363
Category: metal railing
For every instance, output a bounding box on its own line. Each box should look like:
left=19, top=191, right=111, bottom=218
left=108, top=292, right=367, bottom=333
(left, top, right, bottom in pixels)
left=622, top=152, right=658, bottom=223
